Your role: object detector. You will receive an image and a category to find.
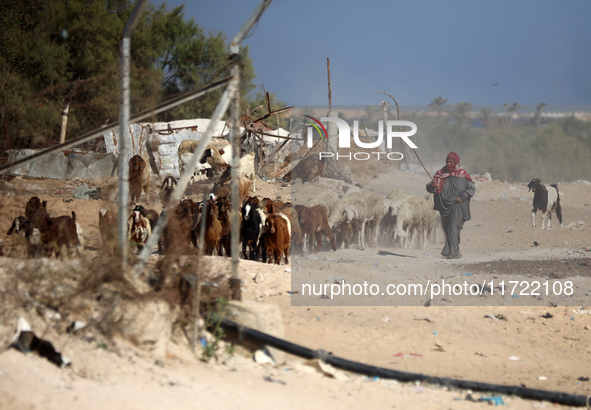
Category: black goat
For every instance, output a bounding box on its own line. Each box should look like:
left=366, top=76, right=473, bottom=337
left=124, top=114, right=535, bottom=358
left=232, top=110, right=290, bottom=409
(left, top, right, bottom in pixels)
left=240, top=197, right=265, bottom=261
left=527, top=178, right=563, bottom=229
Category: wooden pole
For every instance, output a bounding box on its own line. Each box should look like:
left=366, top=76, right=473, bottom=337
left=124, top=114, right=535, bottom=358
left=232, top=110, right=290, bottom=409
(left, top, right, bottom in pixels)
left=59, top=79, right=81, bottom=144
left=327, top=58, right=332, bottom=111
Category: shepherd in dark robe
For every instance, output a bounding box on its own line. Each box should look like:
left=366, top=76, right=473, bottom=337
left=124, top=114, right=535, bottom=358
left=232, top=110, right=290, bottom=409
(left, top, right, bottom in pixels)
left=426, top=152, right=475, bottom=259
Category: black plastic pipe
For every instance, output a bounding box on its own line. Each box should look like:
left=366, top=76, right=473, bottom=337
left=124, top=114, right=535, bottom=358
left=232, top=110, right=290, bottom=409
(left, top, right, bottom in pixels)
left=220, top=318, right=590, bottom=407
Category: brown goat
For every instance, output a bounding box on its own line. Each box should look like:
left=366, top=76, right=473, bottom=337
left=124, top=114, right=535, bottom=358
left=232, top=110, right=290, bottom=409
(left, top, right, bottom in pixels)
left=264, top=213, right=291, bottom=265
left=289, top=154, right=325, bottom=183
left=25, top=196, right=42, bottom=219
left=294, top=204, right=336, bottom=253
left=99, top=208, right=117, bottom=255
left=216, top=197, right=232, bottom=257
left=46, top=212, right=81, bottom=258
left=195, top=199, right=223, bottom=256
left=214, top=176, right=253, bottom=206
left=127, top=209, right=151, bottom=251
left=278, top=202, right=303, bottom=255
left=162, top=199, right=199, bottom=255
left=129, top=155, right=150, bottom=204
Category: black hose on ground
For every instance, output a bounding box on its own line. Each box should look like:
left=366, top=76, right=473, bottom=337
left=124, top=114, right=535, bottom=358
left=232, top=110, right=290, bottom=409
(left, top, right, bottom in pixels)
left=220, top=318, right=590, bottom=407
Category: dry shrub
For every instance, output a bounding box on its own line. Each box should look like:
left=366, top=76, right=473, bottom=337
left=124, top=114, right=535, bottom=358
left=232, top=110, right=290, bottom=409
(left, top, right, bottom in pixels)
left=0, top=254, right=237, bottom=348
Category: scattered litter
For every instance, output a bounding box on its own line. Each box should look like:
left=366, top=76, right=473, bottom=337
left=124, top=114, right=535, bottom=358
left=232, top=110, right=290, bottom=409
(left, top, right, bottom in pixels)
left=484, top=314, right=507, bottom=322
left=433, top=342, right=445, bottom=352
left=480, top=395, right=506, bottom=406
left=253, top=272, right=264, bottom=284
left=533, top=241, right=540, bottom=247
left=541, top=313, right=554, bottom=319
left=254, top=348, right=276, bottom=367
left=286, top=291, right=299, bottom=295
left=509, top=356, right=521, bottom=361
left=317, top=359, right=348, bottom=382
left=8, top=317, right=70, bottom=368
left=538, top=376, right=548, bottom=381
left=585, top=246, right=591, bottom=251
left=432, top=331, right=438, bottom=335
left=284, top=267, right=291, bottom=273
left=463, top=272, right=472, bottom=276
left=71, top=183, right=101, bottom=200
left=66, top=320, right=87, bottom=333
left=578, top=377, right=589, bottom=382
left=373, top=262, right=378, bottom=267
left=465, top=393, right=506, bottom=405
left=263, top=375, right=286, bottom=385
left=382, top=316, right=394, bottom=323
left=393, top=352, right=422, bottom=358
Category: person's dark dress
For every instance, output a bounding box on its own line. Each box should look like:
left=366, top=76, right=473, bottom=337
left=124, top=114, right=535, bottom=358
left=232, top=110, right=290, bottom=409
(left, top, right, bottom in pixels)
left=426, top=176, right=475, bottom=258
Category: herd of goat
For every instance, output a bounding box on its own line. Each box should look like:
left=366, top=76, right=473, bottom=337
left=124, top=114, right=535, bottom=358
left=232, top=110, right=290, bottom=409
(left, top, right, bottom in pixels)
left=5, top=141, right=565, bottom=264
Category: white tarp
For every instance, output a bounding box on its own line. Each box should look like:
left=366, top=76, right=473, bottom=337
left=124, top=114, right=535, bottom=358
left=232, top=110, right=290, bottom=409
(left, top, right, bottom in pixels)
left=102, top=119, right=238, bottom=178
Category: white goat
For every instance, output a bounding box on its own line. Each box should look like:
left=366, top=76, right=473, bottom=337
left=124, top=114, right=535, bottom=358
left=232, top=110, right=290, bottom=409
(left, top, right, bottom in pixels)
left=306, top=190, right=339, bottom=217
left=343, top=193, right=388, bottom=250
left=393, top=195, right=427, bottom=249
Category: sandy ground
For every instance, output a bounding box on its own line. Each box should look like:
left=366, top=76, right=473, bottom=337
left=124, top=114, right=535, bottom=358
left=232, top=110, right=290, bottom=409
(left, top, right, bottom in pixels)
left=0, top=168, right=591, bottom=409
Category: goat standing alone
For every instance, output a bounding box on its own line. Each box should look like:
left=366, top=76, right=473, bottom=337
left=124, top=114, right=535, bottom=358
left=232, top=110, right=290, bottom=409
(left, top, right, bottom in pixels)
left=527, top=178, right=563, bottom=229
left=129, top=155, right=150, bottom=204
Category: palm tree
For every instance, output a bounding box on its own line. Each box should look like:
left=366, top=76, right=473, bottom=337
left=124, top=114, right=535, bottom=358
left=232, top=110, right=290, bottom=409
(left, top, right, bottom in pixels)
left=534, top=102, right=547, bottom=126
left=480, top=107, right=493, bottom=128
left=453, top=101, right=473, bottom=125
left=429, top=96, right=448, bottom=118
left=503, top=102, right=522, bottom=128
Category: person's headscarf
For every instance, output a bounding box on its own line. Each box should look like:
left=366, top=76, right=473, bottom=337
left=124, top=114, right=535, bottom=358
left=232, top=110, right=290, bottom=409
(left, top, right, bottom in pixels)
left=432, top=152, right=473, bottom=193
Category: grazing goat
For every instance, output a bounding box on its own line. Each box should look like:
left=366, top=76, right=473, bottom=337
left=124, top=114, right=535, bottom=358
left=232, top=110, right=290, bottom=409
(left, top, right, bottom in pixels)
left=99, top=208, right=117, bottom=255
left=241, top=196, right=265, bottom=260
left=527, top=178, right=563, bottom=229
left=45, top=212, right=82, bottom=258
left=128, top=208, right=151, bottom=251
left=264, top=213, right=291, bottom=265
left=295, top=204, right=336, bottom=253
left=7, top=216, right=28, bottom=236
left=159, top=176, right=178, bottom=206
left=129, top=155, right=150, bottom=204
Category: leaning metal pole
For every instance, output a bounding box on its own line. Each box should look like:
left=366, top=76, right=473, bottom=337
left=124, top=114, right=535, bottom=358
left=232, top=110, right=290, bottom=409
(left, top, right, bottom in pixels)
left=118, top=0, right=148, bottom=265
left=228, top=0, right=273, bottom=297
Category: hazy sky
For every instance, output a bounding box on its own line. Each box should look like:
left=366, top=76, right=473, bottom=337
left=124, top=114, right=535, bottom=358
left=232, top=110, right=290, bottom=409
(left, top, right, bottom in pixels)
left=152, top=0, right=591, bottom=108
